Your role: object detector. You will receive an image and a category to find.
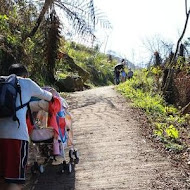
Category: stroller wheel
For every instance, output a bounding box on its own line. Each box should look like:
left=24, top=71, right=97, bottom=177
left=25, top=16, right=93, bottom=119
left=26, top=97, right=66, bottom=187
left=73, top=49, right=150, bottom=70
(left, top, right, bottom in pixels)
left=69, top=149, right=74, bottom=159
left=31, top=162, right=38, bottom=175
left=61, top=161, right=67, bottom=173
left=68, top=163, right=72, bottom=173
left=31, top=165, right=37, bottom=175
left=39, top=165, right=44, bottom=174
left=73, top=150, right=79, bottom=159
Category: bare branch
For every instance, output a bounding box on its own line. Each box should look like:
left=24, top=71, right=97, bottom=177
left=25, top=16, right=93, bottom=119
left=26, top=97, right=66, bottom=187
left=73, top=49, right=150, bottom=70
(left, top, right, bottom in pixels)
left=170, top=8, right=190, bottom=66
left=185, top=0, right=187, bottom=15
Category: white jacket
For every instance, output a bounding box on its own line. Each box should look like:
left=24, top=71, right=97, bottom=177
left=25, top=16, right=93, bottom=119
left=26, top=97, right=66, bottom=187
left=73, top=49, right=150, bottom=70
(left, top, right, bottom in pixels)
left=0, top=77, right=52, bottom=141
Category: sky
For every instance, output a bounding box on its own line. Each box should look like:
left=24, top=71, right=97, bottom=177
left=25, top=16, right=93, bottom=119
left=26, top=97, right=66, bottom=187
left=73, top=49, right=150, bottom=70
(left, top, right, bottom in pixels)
left=93, top=0, right=190, bottom=66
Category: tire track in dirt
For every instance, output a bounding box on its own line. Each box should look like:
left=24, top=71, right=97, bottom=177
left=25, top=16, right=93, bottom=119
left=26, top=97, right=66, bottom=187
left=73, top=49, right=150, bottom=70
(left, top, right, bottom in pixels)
left=67, top=86, right=187, bottom=190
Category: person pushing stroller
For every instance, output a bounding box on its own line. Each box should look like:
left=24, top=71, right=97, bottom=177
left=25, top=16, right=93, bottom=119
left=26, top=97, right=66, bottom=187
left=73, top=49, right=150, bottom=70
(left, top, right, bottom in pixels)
left=114, top=59, right=125, bottom=84
left=0, top=64, right=53, bottom=190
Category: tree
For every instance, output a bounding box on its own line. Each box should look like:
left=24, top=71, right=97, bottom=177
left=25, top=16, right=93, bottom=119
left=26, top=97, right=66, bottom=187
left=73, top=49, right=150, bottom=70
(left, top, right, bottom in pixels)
left=44, top=10, right=61, bottom=82
left=142, top=35, right=174, bottom=66
left=162, top=0, right=190, bottom=95
left=170, top=0, right=190, bottom=65
left=23, top=0, right=111, bottom=82
left=154, top=51, right=162, bottom=66
left=0, top=0, right=111, bottom=82
left=24, top=0, right=111, bottom=40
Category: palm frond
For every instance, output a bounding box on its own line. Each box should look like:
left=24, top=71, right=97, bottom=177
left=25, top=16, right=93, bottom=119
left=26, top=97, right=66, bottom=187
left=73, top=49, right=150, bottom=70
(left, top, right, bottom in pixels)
left=55, top=0, right=112, bottom=37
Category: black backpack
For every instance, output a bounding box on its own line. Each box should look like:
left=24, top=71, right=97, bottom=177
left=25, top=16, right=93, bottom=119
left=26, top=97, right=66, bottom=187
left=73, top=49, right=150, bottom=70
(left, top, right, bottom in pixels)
left=0, top=74, right=30, bottom=126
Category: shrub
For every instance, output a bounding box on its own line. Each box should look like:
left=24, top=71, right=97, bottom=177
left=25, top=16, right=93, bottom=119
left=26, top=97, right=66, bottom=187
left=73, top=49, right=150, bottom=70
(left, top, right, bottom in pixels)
left=116, top=69, right=188, bottom=152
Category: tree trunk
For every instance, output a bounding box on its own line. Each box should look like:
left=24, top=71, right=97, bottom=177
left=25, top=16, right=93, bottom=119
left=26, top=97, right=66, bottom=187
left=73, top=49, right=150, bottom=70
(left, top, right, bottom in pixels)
left=22, top=0, right=54, bottom=41
left=162, top=6, right=190, bottom=96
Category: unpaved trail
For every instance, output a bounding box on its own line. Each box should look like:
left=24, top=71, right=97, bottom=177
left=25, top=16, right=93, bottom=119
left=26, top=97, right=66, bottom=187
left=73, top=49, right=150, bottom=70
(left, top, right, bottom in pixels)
left=25, top=86, right=188, bottom=190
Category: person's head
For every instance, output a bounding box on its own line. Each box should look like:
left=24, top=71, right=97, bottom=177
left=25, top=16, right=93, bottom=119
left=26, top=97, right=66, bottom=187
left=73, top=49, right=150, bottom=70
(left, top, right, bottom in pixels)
left=8, top=64, right=28, bottom=77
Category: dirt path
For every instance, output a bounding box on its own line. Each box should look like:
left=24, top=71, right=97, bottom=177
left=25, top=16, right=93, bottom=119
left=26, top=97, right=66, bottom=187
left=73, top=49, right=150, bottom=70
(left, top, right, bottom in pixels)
left=25, top=86, right=188, bottom=190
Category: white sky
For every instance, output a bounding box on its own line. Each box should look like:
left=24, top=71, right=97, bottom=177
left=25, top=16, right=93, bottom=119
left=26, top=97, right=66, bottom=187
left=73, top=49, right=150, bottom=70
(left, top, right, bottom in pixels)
left=94, top=0, right=190, bottom=66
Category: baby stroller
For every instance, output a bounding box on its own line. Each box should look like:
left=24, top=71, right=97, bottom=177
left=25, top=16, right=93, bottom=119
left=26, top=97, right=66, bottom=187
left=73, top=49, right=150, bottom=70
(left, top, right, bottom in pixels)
left=28, top=87, right=79, bottom=174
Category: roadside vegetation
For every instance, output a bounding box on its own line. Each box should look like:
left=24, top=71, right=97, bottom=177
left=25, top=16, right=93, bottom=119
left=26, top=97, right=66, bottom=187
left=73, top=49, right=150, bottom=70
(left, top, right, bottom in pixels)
left=61, top=41, right=117, bottom=87
left=116, top=67, right=190, bottom=153
left=116, top=1, right=190, bottom=156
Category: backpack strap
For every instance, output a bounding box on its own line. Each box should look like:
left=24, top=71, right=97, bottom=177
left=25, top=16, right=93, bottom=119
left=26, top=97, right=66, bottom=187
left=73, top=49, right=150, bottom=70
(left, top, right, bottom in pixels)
left=14, top=102, right=27, bottom=128
left=14, top=77, right=23, bottom=127
left=16, top=102, right=34, bottom=127
left=12, top=115, right=20, bottom=127
left=15, top=77, right=23, bottom=107
left=16, top=102, right=29, bottom=111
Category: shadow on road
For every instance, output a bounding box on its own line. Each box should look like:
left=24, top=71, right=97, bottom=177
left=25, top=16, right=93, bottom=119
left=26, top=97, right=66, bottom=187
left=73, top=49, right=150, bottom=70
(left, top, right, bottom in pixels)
left=24, top=162, right=76, bottom=190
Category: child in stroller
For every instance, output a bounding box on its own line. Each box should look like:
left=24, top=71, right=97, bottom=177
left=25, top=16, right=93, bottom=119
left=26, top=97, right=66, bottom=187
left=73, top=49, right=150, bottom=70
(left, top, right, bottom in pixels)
left=28, top=87, right=79, bottom=174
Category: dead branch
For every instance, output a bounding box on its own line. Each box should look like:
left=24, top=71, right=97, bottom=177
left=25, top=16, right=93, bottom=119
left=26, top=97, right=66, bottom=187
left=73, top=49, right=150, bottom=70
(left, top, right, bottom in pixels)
left=180, top=101, right=190, bottom=114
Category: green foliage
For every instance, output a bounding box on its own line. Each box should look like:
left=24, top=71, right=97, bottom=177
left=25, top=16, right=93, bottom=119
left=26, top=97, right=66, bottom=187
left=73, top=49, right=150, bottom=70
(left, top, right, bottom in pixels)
left=117, top=70, right=165, bottom=115
left=0, top=13, right=19, bottom=46
left=150, top=66, right=162, bottom=76
left=64, top=41, right=116, bottom=86
left=0, top=1, right=113, bottom=86
left=154, top=122, right=166, bottom=137
left=117, top=69, right=188, bottom=152
left=165, top=142, right=184, bottom=152
left=0, top=14, right=9, bottom=31
left=176, top=56, right=185, bottom=70
left=165, top=125, right=179, bottom=139
left=23, top=38, right=35, bottom=55
left=56, top=72, right=68, bottom=80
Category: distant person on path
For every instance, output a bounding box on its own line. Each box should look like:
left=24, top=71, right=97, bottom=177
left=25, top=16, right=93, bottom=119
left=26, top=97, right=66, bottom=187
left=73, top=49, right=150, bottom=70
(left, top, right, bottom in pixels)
left=114, top=59, right=126, bottom=84
left=127, top=68, right=134, bottom=79
left=121, top=59, right=126, bottom=66
left=114, top=68, right=121, bottom=85
left=0, top=64, right=53, bottom=190
left=121, top=68, right=126, bottom=82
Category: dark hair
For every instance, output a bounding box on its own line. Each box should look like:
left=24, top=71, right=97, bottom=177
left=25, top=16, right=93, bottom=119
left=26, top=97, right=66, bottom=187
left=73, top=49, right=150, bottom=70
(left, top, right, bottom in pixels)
left=8, top=64, right=28, bottom=77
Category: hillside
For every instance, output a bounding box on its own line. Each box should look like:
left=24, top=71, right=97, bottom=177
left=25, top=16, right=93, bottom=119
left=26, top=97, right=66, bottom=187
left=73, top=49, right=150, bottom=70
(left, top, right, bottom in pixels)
left=55, top=41, right=118, bottom=92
